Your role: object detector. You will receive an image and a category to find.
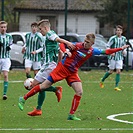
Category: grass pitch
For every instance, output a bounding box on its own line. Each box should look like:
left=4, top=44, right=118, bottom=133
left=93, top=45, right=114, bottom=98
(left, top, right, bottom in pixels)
left=0, top=69, right=133, bottom=133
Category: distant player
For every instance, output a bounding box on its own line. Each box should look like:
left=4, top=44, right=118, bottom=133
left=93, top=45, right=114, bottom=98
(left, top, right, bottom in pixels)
left=18, top=33, right=129, bottom=120
left=100, top=25, right=127, bottom=91
left=0, top=21, right=13, bottom=100
left=22, top=22, right=43, bottom=78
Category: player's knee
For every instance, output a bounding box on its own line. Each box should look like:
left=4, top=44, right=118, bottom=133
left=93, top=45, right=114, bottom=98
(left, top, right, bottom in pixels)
left=76, top=90, right=83, bottom=96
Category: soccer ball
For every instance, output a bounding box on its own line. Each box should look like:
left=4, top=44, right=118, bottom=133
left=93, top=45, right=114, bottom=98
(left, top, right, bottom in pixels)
left=24, top=78, right=34, bottom=90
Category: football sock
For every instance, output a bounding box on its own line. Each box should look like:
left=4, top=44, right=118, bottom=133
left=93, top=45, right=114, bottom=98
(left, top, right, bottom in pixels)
left=26, top=73, right=31, bottom=78
left=45, top=86, right=56, bottom=92
left=24, top=85, right=41, bottom=100
left=69, top=94, right=81, bottom=114
left=3, top=81, right=8, bottom=95
left=36, top=86, right=56, bottom=110
left=115, top=73, right=120, bottom=87
left=36, top=91, right=46, bottom=110
left=102, top=72, right=111, bottom=82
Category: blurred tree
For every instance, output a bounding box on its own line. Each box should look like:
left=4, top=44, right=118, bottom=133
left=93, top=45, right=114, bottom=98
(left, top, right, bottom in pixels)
left=0, top=0, right=21, bottom=22
left=96, top=0, right=133, bottom=37
left=97, top=0, right=130, bottom=25
left=0, top=0, right=22, bottom=31
left=96, top=0, right=133, bottom=38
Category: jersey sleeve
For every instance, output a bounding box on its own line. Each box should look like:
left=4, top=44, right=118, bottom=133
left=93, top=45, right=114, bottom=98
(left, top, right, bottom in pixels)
left=92, top=48, right=103, bottom=55
left=107, top=36, right=115, bottom=48
left=9, top=35, right=13, bottom=46
left=47, top=31, right=59, bottom=41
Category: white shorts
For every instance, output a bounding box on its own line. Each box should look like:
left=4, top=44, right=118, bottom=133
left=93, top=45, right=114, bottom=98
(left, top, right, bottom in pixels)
left=25, top=59, right=41, bottom=70
left=34, top=61, right=57, bottom=83
left=108, top=60, right=123, bottom=70
left=0, top=58, right=11, bottom=72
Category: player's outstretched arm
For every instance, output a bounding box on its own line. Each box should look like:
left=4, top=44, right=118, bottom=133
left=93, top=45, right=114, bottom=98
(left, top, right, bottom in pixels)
left=101, top=45, right=129, bottom=55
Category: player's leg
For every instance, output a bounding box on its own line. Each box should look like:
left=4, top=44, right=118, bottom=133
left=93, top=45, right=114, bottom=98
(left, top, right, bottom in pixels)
left=18, top=62, right=65, bottom=111
left=27, top=66, right=62, bottom=115
left=100, top=60, right=114, bottom=88
left=25, top=59, right=32, bottom=78
left=32, top=61, right=41, bottom=77
left=2, top=58, right=11, bottom=100
left=114, top=60, right=122, bottom=91
left=67, top=81, right=82, bottom=120
left=27, top=85, right=62, bottom=116
left=3, top=71, right=9, bottom=100
left=18, top=79, right=53, bottom=111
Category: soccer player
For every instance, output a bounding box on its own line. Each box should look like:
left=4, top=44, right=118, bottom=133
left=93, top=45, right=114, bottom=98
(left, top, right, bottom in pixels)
left=0, top=21, right=13, bottom=100
left=21, top=22, right=43, bottom=78
left=99, top=25, right=127, bottom=91
left=18, top=33, right=129, bottom=120
left=26, top=19, right=74, bottom=116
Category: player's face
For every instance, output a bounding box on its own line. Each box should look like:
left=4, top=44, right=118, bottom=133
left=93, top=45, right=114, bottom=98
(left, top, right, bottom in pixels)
left=116, top=28, right=123, bottom=37
left=38, top=25, right=47, bottom=36
left=31, top=25, right=38, bottom=33
left=0, top=23, right=7, bottom=34
left=83, top=37, right=94, bottom=49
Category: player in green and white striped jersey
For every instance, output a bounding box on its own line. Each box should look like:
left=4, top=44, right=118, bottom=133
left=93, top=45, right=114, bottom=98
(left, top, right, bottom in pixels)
left=26, top=19, right=74, bottom=116
left=0, top=21, right=13, bottom=100
left=22, top=22, right=43, bottom=78
left=100, top=25, right=127, bottom=91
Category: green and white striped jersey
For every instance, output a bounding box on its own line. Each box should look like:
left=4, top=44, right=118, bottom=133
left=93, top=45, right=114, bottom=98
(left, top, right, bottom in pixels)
left=42, top=30, right=59, bottom=64
left=24, top=32, right=43, bottom=61
left=108, top=35, right=127, bottom=61
left=0, top=33, right=13, bottom=58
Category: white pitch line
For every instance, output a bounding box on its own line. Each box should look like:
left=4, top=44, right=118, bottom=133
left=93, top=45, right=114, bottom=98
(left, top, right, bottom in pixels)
left=0, top=128, right=133, bottom=131
left=0, top=80, right=133, bottom=83
left=0, top=80, right=23, bottom=83
left=107, top=112, right=133, bottom=124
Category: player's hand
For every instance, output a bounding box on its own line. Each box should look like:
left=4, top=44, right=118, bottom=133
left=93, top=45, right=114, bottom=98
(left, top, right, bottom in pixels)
left=31, top=51, right=36, bottom=54
left=64, top=51, right=72, bottom=57
left=121, top=45, right=129, bottom=50
left=6, top=46, right=11, bottom=51
left=21, top=47, right=26, bottom=54
left=111, top=53, right=115, bottom=56
left=66, top=42, right=75, bottom=50
left=0, top=41, right=4, bottom=47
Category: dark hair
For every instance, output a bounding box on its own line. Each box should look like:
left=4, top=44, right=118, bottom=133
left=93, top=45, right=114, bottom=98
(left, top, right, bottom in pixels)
left=116, top=25, right=123, bottom=30
left=31, top=22, right=38, bottom=27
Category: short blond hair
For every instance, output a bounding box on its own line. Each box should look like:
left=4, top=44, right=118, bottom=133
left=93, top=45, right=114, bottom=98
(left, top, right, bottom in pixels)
left=38, top=19, right=50, bottom=27
left=86, top=33, right=95, bottom=44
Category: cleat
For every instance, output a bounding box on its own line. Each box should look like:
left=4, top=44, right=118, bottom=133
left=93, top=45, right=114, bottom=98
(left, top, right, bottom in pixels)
left=114, top=87, right=121, bottom=91
left=99, top=80, right=104, bottom=88
left=3, top=95, right=7, bottom=100
left=18, top=97, right=25, bottom=111
left=27, top=108, right=42, bottom=116
left=67, top=114, right=81, bottom=121
left=55, top=86, right=62, bottom=102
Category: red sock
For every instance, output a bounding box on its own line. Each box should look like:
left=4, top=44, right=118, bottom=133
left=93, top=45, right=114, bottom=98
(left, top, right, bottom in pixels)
left=24, top=85, right=41, bottom=100
left=69, top=94, right=81, bottom=114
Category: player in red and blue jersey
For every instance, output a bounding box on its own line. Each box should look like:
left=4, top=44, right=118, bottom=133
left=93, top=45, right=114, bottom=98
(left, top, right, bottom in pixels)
left=18, top=33, right=129, bottom=120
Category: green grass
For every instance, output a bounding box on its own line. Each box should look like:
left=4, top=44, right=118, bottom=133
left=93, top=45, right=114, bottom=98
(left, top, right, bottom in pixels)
left=0, top=69, right=133, bottom=133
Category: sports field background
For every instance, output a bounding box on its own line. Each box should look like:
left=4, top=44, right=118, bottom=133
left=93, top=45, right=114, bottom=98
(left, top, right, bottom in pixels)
left=0, top=69, right=133, bottom=133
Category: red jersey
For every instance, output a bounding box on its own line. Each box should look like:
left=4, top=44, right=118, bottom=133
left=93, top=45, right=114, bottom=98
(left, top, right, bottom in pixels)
left=61, top=43, right=93, bottom=72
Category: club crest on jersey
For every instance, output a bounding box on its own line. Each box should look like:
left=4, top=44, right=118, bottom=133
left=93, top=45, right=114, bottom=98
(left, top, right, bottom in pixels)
left=87, top=50, right=91, bottom=54
left=77, top=50, right=86, bottom=57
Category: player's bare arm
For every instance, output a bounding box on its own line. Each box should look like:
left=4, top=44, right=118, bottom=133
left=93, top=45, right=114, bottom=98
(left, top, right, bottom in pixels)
left=56, top=37, right=75, bottom=50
